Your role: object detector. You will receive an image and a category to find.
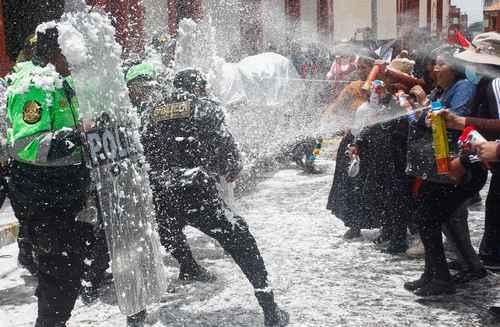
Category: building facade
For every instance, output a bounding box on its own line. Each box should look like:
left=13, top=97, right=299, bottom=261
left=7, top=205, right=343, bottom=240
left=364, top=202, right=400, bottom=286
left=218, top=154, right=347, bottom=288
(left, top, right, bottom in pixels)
left=485, top=2, right=500, bottom=32
left=485, top=0, right=500, bottom=7
left=0, top=0, right=470, bottom=77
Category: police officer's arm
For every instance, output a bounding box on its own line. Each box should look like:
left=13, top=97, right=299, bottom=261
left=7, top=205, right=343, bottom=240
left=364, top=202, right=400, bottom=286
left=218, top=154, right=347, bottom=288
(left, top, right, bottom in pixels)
left=219, top=128, right=242, bottom=181
left=208, top=103, right=242, bottom=180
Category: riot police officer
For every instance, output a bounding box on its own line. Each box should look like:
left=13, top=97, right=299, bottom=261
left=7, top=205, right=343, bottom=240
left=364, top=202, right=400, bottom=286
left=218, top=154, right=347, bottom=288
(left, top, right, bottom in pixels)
left=126, top=66, right=289, bottom=327
left=5, top=29, right=112, bottom=310
left=5, top=27, right=90, bottom=327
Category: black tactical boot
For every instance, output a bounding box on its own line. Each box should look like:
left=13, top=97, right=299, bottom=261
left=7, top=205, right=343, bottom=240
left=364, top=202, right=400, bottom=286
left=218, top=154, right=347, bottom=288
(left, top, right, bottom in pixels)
left=414, top=279, right=455, bottom=296
left=179, top=263, right=216, bottom=282
left=255, top=291, right=290, bottom=327
left=404, top=273, right=431, bottom=292
left=127, top=310, right=146, bottom=327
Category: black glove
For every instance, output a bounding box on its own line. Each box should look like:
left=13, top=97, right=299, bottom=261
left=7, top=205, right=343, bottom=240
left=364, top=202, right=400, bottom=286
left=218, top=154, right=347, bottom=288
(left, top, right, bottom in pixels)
left=48, top=128, right=82, bottom=161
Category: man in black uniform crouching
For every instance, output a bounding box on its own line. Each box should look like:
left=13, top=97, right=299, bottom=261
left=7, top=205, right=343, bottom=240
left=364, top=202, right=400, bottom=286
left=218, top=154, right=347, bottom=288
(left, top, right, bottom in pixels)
left=126, top=66, right=289, bottom=327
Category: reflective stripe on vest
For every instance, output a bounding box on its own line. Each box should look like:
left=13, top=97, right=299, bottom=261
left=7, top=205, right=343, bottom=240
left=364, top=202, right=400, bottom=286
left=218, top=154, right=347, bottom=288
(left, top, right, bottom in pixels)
left=10, top=131, right=82, bottom=166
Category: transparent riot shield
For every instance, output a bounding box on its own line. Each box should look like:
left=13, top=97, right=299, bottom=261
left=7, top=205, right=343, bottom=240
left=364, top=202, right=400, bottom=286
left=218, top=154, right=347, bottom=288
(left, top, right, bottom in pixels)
left=57, top=8, right=167, bottom=315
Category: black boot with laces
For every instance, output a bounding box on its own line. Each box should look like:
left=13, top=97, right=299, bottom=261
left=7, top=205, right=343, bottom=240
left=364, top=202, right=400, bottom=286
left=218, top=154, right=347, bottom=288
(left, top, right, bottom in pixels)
left=255, top=291, right=290, bottom=327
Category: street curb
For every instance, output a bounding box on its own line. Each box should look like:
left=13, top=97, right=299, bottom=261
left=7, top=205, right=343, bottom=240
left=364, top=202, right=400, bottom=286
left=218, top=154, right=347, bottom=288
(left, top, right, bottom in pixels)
left=0, top=222, right=18, bottom=248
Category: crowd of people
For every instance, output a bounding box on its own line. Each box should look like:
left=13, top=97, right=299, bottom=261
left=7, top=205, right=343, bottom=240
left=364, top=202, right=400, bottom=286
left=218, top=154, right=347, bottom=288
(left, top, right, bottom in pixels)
left=325, top=31, right=500, bottom=308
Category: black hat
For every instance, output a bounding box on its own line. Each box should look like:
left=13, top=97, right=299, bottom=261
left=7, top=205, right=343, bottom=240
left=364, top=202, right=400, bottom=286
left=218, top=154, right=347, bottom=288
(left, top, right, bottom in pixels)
left=173, top=69, right=207, bottom=93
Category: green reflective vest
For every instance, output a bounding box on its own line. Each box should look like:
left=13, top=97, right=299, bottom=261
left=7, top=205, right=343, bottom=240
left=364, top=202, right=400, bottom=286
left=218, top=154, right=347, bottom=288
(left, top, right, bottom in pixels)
left=6, top=61, right=82, bottom=166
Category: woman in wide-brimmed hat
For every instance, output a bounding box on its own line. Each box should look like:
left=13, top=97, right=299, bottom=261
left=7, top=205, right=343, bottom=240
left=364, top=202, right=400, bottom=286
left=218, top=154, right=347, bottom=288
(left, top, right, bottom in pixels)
left=438, top=32, right=500, bottom=266
left=402, top=44, right=488, bottom=297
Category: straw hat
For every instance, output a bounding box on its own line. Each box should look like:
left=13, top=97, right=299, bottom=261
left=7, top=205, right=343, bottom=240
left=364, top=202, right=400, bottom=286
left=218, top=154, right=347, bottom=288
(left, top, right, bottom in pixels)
left=388, top=57, right=415, bottom=75
left=454, top=32, right=500, bottom=66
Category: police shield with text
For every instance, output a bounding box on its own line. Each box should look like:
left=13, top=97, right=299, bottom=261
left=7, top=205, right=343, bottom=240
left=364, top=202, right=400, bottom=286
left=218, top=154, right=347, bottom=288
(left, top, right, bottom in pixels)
left=56, top=8, right=168, bottom=326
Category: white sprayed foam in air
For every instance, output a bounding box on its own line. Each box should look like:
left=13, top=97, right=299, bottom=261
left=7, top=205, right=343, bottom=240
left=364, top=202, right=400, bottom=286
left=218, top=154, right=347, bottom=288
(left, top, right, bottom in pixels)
left=57, top=22, right=89, bottom=66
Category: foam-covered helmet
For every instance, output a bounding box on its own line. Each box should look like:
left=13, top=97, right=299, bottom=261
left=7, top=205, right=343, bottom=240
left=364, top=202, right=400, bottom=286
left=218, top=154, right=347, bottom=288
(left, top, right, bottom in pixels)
left=173, top=69, right=207, bottom=94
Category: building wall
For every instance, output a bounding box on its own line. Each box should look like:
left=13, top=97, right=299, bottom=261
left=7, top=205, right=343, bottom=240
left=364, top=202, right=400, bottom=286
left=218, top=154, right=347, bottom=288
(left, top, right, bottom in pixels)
left=0, top=0, right=10, bottom=76
left=430, top=0, right=438, bottom=35
left=485, top=11, right=500, bottom=32
left=419, top=0, right=428, bottom=28
left=485, top=0, right=500, bottom=7
left=334, top=0, right=372, bottom=41
left=442, top=0, right=449, bottom=35
left=144, top=0, right=455, bottom=51
left=377, top=0, right=397, bottom=40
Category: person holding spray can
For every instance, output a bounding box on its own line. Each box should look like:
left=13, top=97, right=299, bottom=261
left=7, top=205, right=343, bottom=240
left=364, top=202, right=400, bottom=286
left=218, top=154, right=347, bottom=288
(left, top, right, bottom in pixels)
left=403, top=46, right=489, bottom=295
left=404, top=45, right=488, bottom=284
left=432, top=32, right=500, bottom=317
left=438, top=34, right=500, bottom=274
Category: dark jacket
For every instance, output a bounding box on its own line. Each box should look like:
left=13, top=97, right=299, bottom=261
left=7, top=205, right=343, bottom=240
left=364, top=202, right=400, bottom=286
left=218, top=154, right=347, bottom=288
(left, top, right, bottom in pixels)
left=141, top=90, right=241, bottom=192
left=327, top=117, right=414, bottom=229
left=466, top=78, right=500, bottom=173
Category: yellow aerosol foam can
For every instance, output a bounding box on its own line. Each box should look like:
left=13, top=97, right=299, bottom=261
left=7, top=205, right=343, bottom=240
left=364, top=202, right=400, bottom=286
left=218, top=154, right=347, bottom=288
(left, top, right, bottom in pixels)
left=431, top=101, right=449, bottom=174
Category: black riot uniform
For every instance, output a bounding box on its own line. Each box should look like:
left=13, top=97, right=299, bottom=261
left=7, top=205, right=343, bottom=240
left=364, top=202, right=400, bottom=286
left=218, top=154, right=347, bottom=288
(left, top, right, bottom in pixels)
left=134, top=68, right=289, bottom=327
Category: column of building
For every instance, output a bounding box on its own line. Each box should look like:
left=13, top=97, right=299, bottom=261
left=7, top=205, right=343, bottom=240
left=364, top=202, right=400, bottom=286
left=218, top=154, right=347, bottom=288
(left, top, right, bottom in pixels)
left=317, top=0, right=333, bottom=42
left=0, top=0, right=11, bottom=76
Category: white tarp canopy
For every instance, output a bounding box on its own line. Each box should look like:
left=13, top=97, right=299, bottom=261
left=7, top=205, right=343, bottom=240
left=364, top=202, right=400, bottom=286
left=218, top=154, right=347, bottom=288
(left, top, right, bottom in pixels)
left=214, top=52, right=305, bottom=108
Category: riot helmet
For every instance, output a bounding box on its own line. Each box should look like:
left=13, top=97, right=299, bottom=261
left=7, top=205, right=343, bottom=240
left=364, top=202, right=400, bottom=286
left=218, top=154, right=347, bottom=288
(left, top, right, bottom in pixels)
left=173, top=69, right=207, bottom=96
